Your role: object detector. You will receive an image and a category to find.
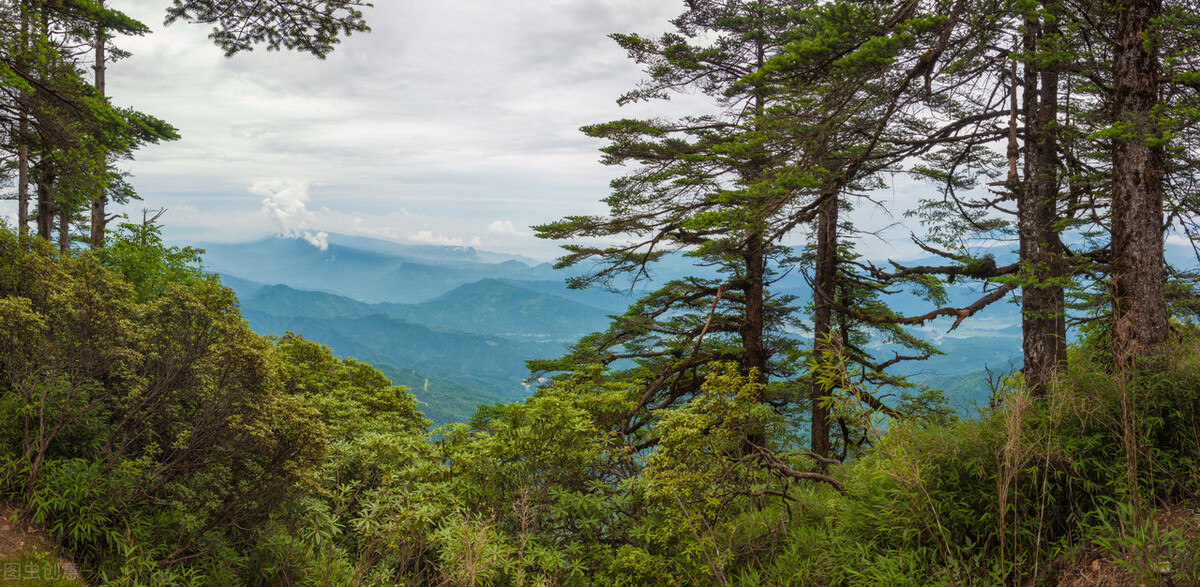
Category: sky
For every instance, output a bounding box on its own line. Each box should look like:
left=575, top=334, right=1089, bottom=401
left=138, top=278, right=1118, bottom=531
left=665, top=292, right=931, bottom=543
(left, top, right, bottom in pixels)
left=44, top=0, right=927, bottom=263
left=4, top=0, right=1191, bottom=265
left=89, top=0, right=708, bottom=260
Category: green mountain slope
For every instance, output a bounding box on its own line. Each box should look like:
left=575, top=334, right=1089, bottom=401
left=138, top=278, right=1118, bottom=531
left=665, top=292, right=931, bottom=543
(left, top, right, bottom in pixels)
left=241, top=283, right=378, bottom=319
left=373, top=364, right=507, bottom=428
left=392, top=279, right=611, bottom=341
left=241, top=310, right=561, bottom=404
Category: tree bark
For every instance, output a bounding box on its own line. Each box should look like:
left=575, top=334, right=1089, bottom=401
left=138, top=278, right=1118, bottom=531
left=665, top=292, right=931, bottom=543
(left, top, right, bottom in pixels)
left=90, top=0, right=108, bottom=249
left=17, top=121, right=29, bottom=236
left=1111, top=0, right=1168, bottom=360
left=17, top=0, right=29, bottom=236
left=741, top=233, right=767, bottom=380
left=58, top=209, right=70, bottom=253
left=1019, top=4, right=1067, bottom=395
left=811, top=192, right=838, bottom=463
left=36, top=174, right=54, bottom=241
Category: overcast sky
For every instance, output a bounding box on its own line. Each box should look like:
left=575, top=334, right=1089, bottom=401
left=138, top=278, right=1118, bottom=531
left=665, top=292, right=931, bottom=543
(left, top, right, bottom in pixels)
left=0, top=0, right=972, bottom=262
left=11, top=1, right=1187, bottom=264
left=81, top=0, right=703, bottom=260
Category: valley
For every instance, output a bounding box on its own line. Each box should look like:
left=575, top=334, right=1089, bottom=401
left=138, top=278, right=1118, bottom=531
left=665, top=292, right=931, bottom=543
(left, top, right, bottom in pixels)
left=198, top=233, right=1023, bottom=424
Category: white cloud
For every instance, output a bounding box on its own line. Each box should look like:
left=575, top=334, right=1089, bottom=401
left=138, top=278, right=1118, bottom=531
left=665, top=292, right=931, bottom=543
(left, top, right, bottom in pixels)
left=253, top=180, right=329, bottom=250
left=302, top=231, right=330, bottom=250
left=486, top=220, right=525, bottom=237
left=406, top=230, right=482, bottom=248
left=1167, top=234, right=1196, bottom=248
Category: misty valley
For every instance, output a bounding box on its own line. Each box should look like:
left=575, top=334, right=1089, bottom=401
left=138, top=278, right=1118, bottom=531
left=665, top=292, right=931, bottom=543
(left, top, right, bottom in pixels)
left=201, top=233, right=1023, bottom=426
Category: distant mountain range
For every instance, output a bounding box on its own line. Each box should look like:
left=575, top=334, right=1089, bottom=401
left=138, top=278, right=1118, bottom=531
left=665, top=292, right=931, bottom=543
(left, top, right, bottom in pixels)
left=191, top=233, right=1025, bottom=425
left=240, top=280, right=612, bottom=341
left=197, top=235, right=567, bottom=304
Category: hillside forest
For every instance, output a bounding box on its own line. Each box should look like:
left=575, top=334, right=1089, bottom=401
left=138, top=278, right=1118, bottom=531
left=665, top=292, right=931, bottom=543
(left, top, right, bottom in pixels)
left=4, top=0, right=1200, bottom=584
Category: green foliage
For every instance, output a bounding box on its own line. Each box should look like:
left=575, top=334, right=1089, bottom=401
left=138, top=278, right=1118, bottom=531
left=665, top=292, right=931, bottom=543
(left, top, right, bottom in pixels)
left=0, top=229, right=327, bottom=582
left=5, top=219, right=1200, bottom=584
left=0, top=548, right=87, bottom=586
left=96, top=221, right=211, bottom=301
left=164, top=0, right=371, bottom=58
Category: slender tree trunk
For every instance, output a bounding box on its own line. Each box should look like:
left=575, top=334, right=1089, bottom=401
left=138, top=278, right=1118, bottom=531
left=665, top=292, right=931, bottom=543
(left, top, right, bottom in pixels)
left=740, top=43, right=770, bottom=450
left=1019, top=5, right=1067, bottom=395
left=739, top=230, right=769, bottom=455
left=58, top=209, right=70, bottom=253
left=17, top=121, right=29, bottom=236
left=741, top=233, right=767, bottom=379
left=1111, top=0, right=1168, bottom=360
left=90, top=1, right=108, bottom=249
left=811, top=191, right=838, bottom=463
left=17, top=0, right=29, bottom=236
left=36, top=175, right=54, bottom=241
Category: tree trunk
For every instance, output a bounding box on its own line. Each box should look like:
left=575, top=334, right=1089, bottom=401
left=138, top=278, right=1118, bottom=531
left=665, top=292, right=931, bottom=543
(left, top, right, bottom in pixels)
left=36, top=175, right=54, bottom=241
left=811, top=191, right=838, bottom=463
left=16, top=0, right=29, bottom=236
left=740, top=42, right=769, bottom=387
left=17, top=121, right=29, bottom=236
left=741, top=232, right=767, bottom=380
left=58, top=209, right=70, bottom=253
left=1019, top=5, right=1067, bottom=395
left=90, top=1, right=108, bottom=249
left=1111, top=0, right=1168, bottom=361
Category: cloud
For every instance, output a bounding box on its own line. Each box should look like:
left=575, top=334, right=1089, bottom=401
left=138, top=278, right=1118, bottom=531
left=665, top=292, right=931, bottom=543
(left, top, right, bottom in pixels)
left=253, top=180, right=329, bottom=250
left=302, top=231, right=330, bottom=250
left=406, top=229, right=482, bottom=248
left=1167, top=234, right=1196, bottom=248
left=108, top=0, right=701, bottom=262
left=486, top=220, right=526, bottom=237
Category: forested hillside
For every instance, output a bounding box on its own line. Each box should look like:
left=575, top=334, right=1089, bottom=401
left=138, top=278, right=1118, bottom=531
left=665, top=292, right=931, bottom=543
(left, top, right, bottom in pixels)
left=4, top=0, right=1200, bottom=584
left=204, top=233, right=1024, bottom=423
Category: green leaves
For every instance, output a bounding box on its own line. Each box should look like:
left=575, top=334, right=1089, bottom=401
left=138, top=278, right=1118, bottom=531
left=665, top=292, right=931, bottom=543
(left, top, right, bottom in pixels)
left=164, top=0, right=372, bottom=58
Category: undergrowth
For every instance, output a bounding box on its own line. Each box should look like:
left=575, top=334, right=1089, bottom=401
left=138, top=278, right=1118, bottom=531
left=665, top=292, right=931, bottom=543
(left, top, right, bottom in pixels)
left=4, top=227, right=1200, bottom=584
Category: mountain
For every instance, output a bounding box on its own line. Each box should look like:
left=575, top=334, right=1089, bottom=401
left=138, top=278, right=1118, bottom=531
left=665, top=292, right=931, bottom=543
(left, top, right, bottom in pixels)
left=323, top=233, right=543, bottom=266
left=197, top=234, right=1029, bottom=425
left=239, top=280, right=611, bottom=341
left=217, top=274, right=266, bottom=300
left=373, top=365, right=507, bottom=428
left=240, top=283, right=378, bottom=319
left=924, top=368, right=1006, bottom=415
left=887, top=330, right=1023, bottom=378
left=490, top=278, right=641, bottom=313
left=195, top=235, right=561, bottom=303
left=393, top=279, right=610, bottom=341
left=242, top=310, right=562, bottom=404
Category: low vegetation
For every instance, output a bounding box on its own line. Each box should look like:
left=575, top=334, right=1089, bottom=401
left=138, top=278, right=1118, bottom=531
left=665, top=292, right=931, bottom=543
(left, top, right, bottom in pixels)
left=1, top=226, right=1198, bottom=585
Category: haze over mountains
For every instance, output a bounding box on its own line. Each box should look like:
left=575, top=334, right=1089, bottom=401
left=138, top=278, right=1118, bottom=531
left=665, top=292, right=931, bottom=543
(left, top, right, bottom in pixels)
left=194, top=233, right=1024, bottom=424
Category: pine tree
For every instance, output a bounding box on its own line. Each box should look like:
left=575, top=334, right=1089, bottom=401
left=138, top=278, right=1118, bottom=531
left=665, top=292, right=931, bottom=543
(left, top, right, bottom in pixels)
left=534, top=0, right=809, bottom=440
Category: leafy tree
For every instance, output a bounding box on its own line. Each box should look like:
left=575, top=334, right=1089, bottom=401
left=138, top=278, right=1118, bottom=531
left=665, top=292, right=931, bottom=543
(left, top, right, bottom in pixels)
left=0, top=0, right=177, bottom=250
left=96, top=219, right=210, bottom=301
left=164, top=0, right=371, bottom=58
left=895, top=0, right=1200, bottom=380
left=0, top=228, right=329, bottom=580
left=753, top=0, right=981, bottom=457
left=534, top=0, right=814, bottom=448
left=2, top=0, right=371, bottom=250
